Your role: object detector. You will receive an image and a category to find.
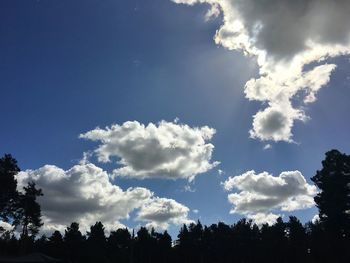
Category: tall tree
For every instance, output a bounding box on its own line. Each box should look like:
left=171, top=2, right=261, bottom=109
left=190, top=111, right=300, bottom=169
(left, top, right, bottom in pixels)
left=286, top=216, right=307, bottom=262
left=64, top=222, right=85, bottom=263
left=86, top=222, right=107, bottom=263
left=107, top=228, right=131, bottom=263
left=311, top=149, right=350, bottom=237
left=0, top=154, right=20, bottom=221
left=48, top=230, right=64, bottom=258
left=14, top=182, right=43, bottom=238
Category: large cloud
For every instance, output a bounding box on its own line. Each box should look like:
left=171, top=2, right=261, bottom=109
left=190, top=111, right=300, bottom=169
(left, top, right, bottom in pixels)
left=16, top=162, right=192, bottom=234
left=222, top=170, right=317, bottom=224
left=172, top=0, right=350, bottom=142
left=80, top=120, right=219, bottom=181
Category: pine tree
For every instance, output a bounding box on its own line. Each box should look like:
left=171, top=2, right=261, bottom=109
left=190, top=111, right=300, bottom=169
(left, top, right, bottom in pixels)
left=0, top=154, right=20, bottom=221
left=14, top=182, right=43, bottom=238
left=311, top=149, right=350, bottom=237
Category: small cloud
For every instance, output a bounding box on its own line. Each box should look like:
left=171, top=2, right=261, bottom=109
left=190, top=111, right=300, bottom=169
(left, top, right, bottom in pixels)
left=218, top=169, right=225, bottom=175
left=192, top=209, right=199, bottom=214
left=183, top=185, right=196, bottom=193
left=263, top=144, right=272, bottom=150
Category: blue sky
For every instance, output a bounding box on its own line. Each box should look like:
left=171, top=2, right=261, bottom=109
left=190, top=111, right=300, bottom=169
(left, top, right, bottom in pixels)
left=1, top=0, right=350, bottom=236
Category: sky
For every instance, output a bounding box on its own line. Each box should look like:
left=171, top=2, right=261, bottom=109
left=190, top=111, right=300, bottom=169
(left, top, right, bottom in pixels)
left=1, top=0, right=350, bottom=237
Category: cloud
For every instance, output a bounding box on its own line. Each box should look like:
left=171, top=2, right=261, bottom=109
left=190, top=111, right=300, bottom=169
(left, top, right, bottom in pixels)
left=183, top=185, right=196, bottom=192
left=137, top=198, right=194, bottom=230
left=16, top=162, right=192, bottom=234
left=172, top=0, right=350, bottom=142
left=218, top=169, right=225, bottom=175
left=80, top=120, right=219, bottom=181
left=263, top=144, right=272, bottom=150
left=222, top=170, right=316, bottom=224
left=246, top=213, right=280, bottom=226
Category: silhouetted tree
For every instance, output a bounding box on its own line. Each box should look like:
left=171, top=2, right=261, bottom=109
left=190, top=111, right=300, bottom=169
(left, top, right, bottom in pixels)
left=47, top=230, right=64, bottom=259
left=158, top=230, right=172, bottom=257
left=134, top=227, right=153, bottom=263
left=231, top=219, right=259, bottom=263
left=260, top=217, right=287, bottom=263
left=86, top=222, right=107, bottom=263
left=107, top=228, right=131, bottom=263
left=286, top=216, right=307, bottom=262
left=0, top=154, right=20, bottom=221
left=311, top=149, right=350, bottom=262
left=14, top=182, right=43, bottom=239
left=311, top=149, right=350, bottom=237
left=64, top=222, right=85, bottom=263
left=306, top=220, right=327, bottom=263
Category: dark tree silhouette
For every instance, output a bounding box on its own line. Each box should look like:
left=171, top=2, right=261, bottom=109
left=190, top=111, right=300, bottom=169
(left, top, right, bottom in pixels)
left=64, top=222, right=85, bottom=263
left=86, top=222, right=108, bottom=263
left=47, top=230, right=64, bottom=259
left=134, top=227, right=153, bottom=263
left=286, top=216, right=307, bottom=262
left=311, top=149, right=350, bottom=262
left=0, top=154, right=20, bottom=221
left=14, top=182, right=43, bottom=239
left=107, top=228, right=131, bottom=263
left=311, top=149, right=350, bottom=236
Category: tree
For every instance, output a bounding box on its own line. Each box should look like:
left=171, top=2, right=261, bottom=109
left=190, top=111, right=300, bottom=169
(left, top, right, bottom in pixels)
left=14, top=182, right=43, bottom=239
left=107, top=228, right=131, bottom=263
left=286, top=216, right=307, bottom=262
left=0, top=154, right=20, bottom=221
left=260, top=217, right=287, bottom=262
left=134, top=227, right=153, bottom=263
left=311, top=149, right=350, bottom=237
left=86, top=222, right=107, bottom=263
left=87, top=222, right=106, bottom=245
left=64, top=222, right=85, bottom=263
left=47, top=231, right=64, bottom=258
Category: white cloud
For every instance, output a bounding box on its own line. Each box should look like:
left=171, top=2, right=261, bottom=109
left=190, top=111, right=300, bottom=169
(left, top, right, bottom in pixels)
left=247, top=213, right=280, bottom=226
left=16, top=162, right=192, bottom=234
left=80, top=120, right=219, bottom=181
left=263, top=144, right=272, bottom=150
left=172, top=0, right=350, bottom=142
left=183, top=185, right=196, bottom=192
left=218, top=169, right=225, bottom=175
left=222, top=170, right=316, bottom=224
left=137, top=197, right=194, bottom=230
left=193, top=209, right=199, bottom=214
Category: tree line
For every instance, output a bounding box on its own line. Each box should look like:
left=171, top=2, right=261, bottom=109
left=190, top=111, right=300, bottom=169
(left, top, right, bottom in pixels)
left=0, top=149, right=350, bottom=262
